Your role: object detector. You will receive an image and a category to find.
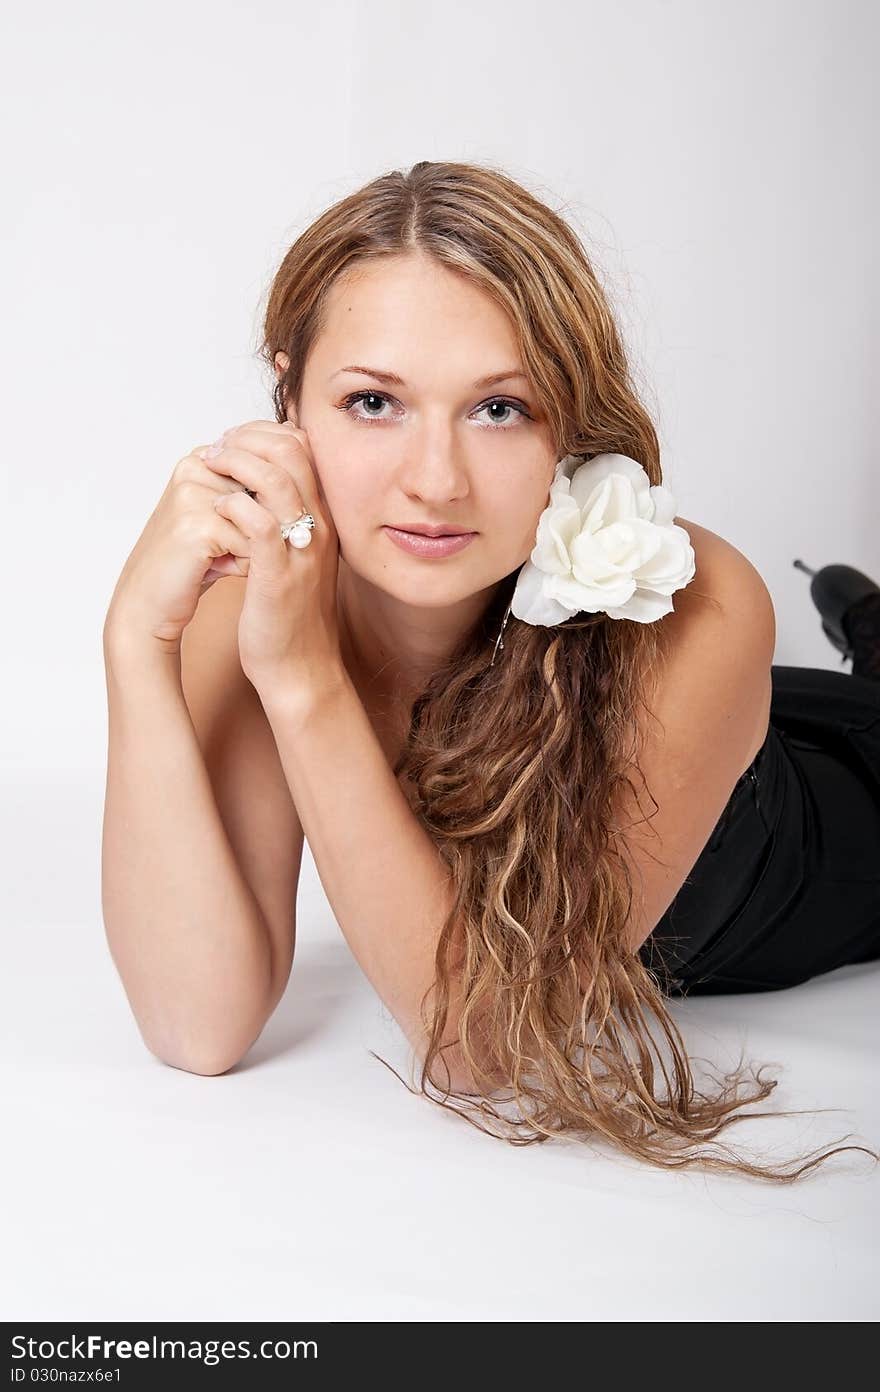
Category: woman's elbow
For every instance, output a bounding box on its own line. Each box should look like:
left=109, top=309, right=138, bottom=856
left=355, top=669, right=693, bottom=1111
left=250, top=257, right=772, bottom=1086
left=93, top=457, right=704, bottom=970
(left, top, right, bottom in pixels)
left=145, top=1027, right=260, bottom=1077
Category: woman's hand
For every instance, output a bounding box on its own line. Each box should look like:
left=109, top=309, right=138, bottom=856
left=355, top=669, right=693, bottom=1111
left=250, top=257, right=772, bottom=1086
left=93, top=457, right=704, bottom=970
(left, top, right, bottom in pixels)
left=104, top=434, right=271, bottom=654
left=200, top=418, right=343, bottom=700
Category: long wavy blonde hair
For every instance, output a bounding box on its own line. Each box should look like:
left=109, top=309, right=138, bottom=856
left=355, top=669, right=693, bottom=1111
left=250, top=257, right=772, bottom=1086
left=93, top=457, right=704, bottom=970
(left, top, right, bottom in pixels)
left=257, top=159, right=877, bottom=1182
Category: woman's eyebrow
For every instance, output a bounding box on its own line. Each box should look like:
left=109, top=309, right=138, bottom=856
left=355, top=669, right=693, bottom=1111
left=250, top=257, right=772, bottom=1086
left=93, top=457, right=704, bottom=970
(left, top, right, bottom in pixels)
left=330, top=365, right=529, bottom=389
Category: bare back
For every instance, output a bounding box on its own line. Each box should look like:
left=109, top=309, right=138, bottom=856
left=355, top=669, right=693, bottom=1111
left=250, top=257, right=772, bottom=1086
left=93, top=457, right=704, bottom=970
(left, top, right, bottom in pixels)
left=614, top=518, right=776, bottom=953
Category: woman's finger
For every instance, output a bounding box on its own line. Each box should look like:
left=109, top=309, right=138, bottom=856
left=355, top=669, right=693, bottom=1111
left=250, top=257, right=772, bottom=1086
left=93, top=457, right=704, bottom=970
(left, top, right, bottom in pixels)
left=200, top=446, right=306, bottom=526
left=204, top=424, right=322, bottom=519
left=212, top=490, right=294, bottom=588
left=202, top=556, right=247, bottom=584
left=179, top=448, right=252, bottom=496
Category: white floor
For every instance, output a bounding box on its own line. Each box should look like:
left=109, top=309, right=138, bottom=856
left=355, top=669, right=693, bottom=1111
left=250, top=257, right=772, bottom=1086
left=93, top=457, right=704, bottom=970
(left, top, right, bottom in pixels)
left=4, top=776, right=879, bottom=1322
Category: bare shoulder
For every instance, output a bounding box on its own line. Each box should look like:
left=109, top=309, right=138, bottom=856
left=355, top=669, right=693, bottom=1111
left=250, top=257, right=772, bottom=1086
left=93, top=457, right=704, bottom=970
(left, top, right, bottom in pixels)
left=616, top=517, right=777, bottom=955
left=659, top=516, right=776, bottom=751
left=668, top=506, right=773, bottom=613
left=672, top=517, right=775, bottom=634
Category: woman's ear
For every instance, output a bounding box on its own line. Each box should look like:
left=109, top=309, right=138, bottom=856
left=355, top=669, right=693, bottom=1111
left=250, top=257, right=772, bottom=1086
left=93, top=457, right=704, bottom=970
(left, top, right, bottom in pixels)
left=274, top=351, right=297, bottom=425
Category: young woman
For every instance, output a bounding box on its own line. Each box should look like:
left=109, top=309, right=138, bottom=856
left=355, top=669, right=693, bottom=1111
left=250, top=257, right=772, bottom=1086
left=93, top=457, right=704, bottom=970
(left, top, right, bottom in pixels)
left=102, top=160, right=880, bottom=1183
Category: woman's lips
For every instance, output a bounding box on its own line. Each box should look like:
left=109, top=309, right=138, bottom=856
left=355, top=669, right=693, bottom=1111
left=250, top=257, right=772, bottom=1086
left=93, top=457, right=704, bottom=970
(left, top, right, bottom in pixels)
left=382, top=526, right=477, bottom=558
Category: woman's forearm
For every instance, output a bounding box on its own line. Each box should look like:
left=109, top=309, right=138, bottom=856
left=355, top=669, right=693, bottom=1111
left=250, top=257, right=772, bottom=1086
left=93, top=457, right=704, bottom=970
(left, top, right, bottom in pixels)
left=259, top=669, right=490, bottom=1090
left=101, top=630, right=275, bottom=1074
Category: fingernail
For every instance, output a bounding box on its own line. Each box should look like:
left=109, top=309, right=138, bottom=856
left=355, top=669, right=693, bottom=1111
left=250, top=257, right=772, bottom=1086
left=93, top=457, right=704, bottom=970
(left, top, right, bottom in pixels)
left=204, top=440, right=225, bottom=458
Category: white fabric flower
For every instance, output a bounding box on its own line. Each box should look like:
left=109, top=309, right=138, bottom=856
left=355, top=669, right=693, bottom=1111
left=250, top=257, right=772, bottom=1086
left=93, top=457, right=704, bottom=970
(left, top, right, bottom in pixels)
left=510, top=453, right=696, bottom=625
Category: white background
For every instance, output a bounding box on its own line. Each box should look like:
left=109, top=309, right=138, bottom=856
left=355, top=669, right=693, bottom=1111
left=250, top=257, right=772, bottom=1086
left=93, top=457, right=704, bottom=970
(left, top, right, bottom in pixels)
left=2, top=0, right=878, bottom=1323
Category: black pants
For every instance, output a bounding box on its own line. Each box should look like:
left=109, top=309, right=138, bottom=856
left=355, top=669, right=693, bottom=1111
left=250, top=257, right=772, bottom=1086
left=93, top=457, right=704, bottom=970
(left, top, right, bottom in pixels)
left=639, top=665, right=880, bottom=995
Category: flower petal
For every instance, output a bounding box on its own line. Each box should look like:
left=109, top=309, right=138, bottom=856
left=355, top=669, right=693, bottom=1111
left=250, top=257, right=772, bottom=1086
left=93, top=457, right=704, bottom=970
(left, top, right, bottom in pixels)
left=648, top=482, right=677, bottom=528
left=532, top=492, right=581, bottom=574
left=509, top=451, right=696, bottom=632
left=604, top=587, right=676, bottom=622
left=632, top=524, right=696, bottom=593
left=557, top=569, right=637, bottom=613
left=569, top=453, right=653, bottom=513
left=510, top=561, right=576, bottom=624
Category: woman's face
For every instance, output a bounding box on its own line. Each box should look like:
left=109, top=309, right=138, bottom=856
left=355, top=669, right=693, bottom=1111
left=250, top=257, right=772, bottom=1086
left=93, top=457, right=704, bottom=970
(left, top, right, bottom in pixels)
left=278, top=251, right=559, bottom=610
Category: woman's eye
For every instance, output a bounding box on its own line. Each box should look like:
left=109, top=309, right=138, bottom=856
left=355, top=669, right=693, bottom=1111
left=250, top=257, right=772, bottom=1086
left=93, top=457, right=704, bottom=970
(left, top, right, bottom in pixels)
left=476, top=399, right=530, bottom=428
left=337, top=390, right=532, bottom=429
left=342, top=390, right=392, bottom=421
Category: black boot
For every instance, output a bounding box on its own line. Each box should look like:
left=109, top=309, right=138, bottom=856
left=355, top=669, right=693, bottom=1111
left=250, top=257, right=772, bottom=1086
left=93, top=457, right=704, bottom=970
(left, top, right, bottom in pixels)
left=794, top=560, right=880, bottom=680
left=845, top=592, right=880, bottom=680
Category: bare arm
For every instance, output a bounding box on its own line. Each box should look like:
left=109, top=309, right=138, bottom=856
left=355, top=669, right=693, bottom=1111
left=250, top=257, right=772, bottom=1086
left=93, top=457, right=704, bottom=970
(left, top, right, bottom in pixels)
left=258, top=671, right=501, bottom=1094
left=101, top=628, right=278, bottom=1075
